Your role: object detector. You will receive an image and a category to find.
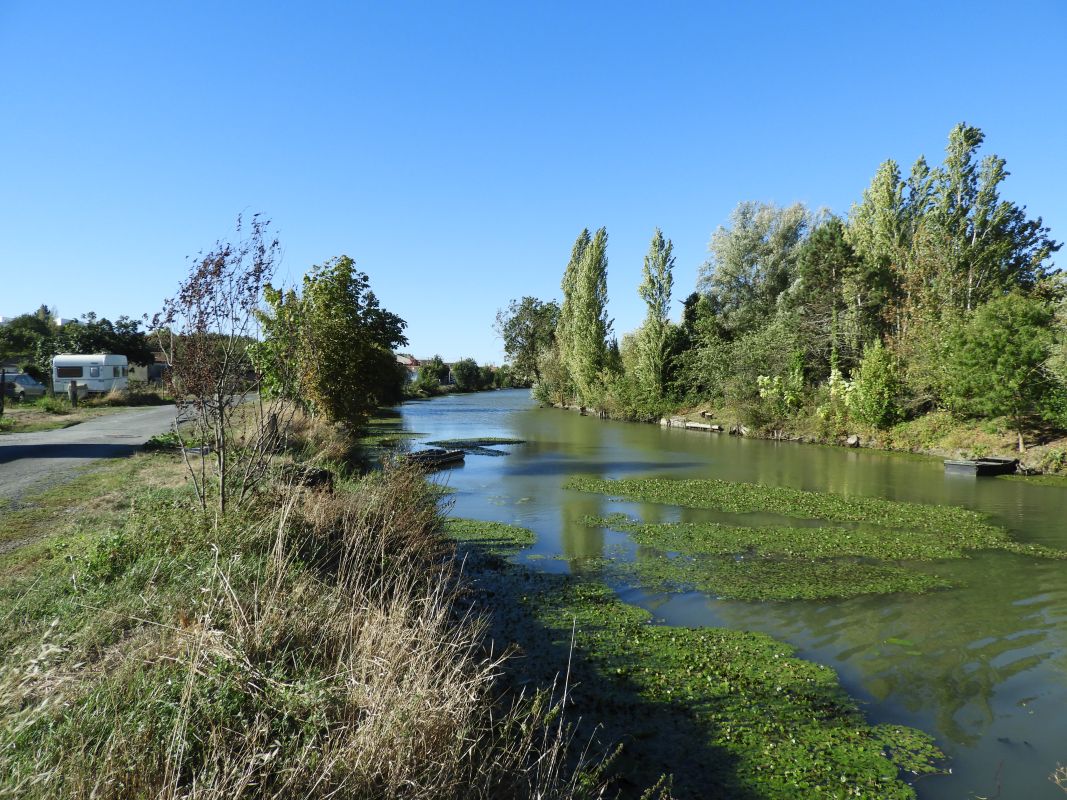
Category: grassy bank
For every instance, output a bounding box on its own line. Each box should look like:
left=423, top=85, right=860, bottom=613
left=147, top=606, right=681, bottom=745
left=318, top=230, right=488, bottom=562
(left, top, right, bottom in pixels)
left=652, top=405, right=1067, bottom=476
left=446, top=518, right=945, bottom=798
left=0, top=450, right=605, bottom=798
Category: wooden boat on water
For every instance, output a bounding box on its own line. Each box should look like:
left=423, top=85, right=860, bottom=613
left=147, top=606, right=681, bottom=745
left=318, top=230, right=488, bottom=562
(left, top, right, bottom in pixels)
left=943, top=457, right=1019, bottom=476
left=402, top=448, right=466, bottom=469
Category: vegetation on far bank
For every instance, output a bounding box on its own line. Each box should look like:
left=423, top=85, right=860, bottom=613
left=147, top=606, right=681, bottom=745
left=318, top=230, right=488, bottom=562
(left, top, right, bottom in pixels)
left=496, top=124, right=1066, bottom=464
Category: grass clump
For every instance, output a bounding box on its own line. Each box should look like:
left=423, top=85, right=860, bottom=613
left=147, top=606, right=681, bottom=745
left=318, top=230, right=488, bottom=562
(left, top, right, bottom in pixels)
left=0, top=463, right=608, bottom=799
left=586, top=513, right=1045, bottom=561
left=445, top=518, right=535, bottom=555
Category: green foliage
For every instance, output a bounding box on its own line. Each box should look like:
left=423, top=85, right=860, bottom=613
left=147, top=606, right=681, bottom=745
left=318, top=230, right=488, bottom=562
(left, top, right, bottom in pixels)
left=567, top=228, right=613, bottom=404
left=494, top=297, right=559, bottom=385
left=263, top=255, right=408, bottom=426
left=424, top=354, right=450, bottom=384
left=945, top=292, right=1055, bottom=450
left=46, top=313, right=155, bottom=367
left=451, top=357, right=483, bottom=391
left=531, top=344, right=570, bottom=405
left=447, top=522, right=946, bottom=796
left=698, top=202, right=810, bottom=336
left=849, top=341, right=901, bottom=428
left=410, top=366, right=442, bottom=397
left=633, top=229, right=675, bottom=397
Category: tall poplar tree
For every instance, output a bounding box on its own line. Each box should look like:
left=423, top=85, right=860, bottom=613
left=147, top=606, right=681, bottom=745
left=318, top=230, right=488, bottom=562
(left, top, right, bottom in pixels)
left=556, top=229, right=590, bottom=402
left=569, top=227, right=611, bottom=403
left=635, top=228, right=675, bottom=397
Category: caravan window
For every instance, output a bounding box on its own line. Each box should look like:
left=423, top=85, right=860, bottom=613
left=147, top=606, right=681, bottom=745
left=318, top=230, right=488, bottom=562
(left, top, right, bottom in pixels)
left=113, top=367, right=120, bottom=378
left=57, top=366, right=83, bottom=378
left=89, top=366, right=100, bottom=378
left=122, top=367, right=128, bottom=377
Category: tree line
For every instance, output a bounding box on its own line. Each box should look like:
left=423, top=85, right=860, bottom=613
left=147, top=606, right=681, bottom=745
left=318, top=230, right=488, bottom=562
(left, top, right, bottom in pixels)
left=0, top=306, right=154, bottom=380
left=497, top=124, right=1065, bottom=451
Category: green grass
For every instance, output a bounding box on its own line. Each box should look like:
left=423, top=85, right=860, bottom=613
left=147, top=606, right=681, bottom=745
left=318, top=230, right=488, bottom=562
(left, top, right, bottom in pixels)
left=0, top=462, right=606, bottom=799
left=585, top=512, right=1057, bottom=561
left=448, top=518, right=944, bottom=797
left=0, top=398, right=126, bottom=433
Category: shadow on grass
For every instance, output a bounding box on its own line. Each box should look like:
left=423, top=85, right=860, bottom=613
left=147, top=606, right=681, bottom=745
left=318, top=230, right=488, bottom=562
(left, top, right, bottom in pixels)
left=452, top=536, right=756, bottom=800
left=0, top=442, right=145, bottom=464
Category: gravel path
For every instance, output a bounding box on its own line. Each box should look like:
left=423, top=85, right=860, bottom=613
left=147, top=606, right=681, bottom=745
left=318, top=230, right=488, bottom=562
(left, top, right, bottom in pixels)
left=0, top=405, right=179, bottom=508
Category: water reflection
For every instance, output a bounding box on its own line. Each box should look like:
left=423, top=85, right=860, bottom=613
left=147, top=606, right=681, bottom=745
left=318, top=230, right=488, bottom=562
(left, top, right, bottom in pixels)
left=399, top=390, right=1067, bottom=799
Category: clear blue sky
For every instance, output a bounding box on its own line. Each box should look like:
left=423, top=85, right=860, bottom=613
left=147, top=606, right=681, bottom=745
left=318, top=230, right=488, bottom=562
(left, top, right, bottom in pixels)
left=2, top=1, right=1064, bottom=364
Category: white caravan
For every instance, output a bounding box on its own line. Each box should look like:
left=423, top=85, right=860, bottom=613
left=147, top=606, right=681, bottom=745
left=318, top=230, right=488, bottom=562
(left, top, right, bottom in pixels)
left=52, top=354, right=129, bottom=395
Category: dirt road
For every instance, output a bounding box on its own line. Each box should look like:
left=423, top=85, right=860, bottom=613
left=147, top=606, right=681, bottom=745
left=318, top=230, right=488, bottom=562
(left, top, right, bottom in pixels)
left=0, top=405, right=178, bottom=506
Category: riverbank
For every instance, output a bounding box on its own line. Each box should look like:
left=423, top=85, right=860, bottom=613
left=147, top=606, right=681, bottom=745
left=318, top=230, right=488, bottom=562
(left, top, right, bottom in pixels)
left=0, top=432, right=606, bottom=798
left=553, top=401, right=1067, bottom=476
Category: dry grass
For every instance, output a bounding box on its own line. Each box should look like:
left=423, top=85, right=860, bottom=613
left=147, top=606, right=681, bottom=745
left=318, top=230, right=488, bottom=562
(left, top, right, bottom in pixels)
left=0, top=463, right=607, bottom=800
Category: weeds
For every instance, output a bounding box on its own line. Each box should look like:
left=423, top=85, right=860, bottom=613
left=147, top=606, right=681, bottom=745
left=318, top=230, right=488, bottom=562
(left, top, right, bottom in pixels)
left=0, top=464, right=607, bottom=799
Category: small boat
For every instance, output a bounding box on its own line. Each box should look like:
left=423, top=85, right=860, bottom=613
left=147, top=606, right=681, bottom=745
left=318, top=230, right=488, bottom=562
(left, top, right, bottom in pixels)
left=944, top=457, right=1019, bottom=476
left=402, top=448, right=466, bottom=469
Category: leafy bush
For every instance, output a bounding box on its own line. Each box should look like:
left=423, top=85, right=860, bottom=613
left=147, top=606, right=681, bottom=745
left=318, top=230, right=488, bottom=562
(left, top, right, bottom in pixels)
left=849, top=341, right=900, bottom=428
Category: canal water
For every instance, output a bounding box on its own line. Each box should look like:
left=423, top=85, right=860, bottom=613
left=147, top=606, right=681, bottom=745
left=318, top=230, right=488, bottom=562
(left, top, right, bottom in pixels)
left=397, top=388, right=1067, bottom=799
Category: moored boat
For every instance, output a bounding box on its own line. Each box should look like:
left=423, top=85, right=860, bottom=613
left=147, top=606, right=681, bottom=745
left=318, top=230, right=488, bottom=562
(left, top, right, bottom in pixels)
left=943, top=457, right=1018, bottom=476
left=402, top=448, right=466, bottom=469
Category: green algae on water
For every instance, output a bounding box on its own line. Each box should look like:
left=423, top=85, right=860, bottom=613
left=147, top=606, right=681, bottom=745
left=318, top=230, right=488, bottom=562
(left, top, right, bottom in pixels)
left=447, top=520, right=946, bottom=797
left=578, top=551, right=952, bottom=601
left=568, top=476, right=1065, bottom=559
left=444, top=518, right=534, bottom=555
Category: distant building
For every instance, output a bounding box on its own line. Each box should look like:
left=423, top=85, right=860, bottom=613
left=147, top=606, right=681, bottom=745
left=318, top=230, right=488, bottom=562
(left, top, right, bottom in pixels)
left=128, top=351, right=169, bottom=385
left=395, top=354, right=421, bottom=382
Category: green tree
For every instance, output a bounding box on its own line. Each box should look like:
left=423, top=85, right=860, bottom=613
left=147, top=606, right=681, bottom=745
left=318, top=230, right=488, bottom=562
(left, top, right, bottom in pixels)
left=927, top=123, right=1060, bottom=311
left=555, top=229, right=590, bottom=402
left=849, top=341, right=901, bottom=429
left=298, top=256, right=408, bottom=426
left=0, top=312, right=53, bottom=360
left=698, top=202, right=810, bottom=336
left=634, top=228, right=675, bottom=397
left=494, top=297, right=559, bottom=385
left=451, top=357, right=482, bottom=391
left=423, top=355, right=450, bottom=384
left=946, top=293, right=1055, bottom=451
left=411, top=366, right=441, bottom=397
left=567, top=227, right=612, bottom=403
left=47, top=313, right=155, bottom=367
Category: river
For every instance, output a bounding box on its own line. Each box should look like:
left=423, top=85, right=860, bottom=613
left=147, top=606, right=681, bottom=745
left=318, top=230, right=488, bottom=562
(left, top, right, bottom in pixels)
left=397, top=388, right=1067, bottom=799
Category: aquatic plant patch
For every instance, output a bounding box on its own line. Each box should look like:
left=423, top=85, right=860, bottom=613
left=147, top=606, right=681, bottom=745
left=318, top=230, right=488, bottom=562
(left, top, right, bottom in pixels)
left=586, top=514, right=1017, bottom=561
left=427, top=437, right=526, bottom=448
left=579, top=551, right=951, bottom=601
left=444, top=518, right=534, bottom=555
left=567, top=477, right=1065, bottom=559
left=447, top=519, right=945, bottom=797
